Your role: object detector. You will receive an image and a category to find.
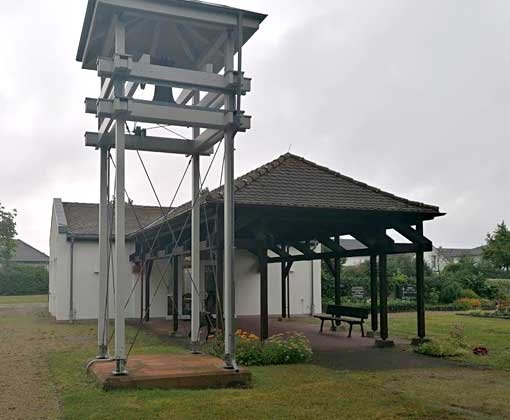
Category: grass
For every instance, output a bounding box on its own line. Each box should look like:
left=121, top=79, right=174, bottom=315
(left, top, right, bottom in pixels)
left=390, top=311, right=510, bottom=369
left=0, top=294, right=48, bottom=304
left=4, top=303, right=510, bottom=419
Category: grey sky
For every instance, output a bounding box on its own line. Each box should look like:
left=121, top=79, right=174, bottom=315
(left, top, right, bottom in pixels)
left=1, top=0, right=509, bottom=254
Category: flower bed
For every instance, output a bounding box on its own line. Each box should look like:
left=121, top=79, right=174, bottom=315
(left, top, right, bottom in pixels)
left=459, top=310, right=510, bottom=320
left=204, top=330, right=313, bottom=366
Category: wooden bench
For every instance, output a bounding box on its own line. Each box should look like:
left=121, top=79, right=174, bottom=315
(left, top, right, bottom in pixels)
left=314, top=305, right=369, bottom=337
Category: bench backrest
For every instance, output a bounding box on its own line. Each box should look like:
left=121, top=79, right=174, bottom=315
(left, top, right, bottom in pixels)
left=325, top=304, right=369, bottom=319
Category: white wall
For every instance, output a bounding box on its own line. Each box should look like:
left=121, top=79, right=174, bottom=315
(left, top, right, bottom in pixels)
left=50, top=238, right=322, bottom=320
left=234, top=249, right=321, bottom=317
left=48, top=209, right=70, bottom=320
left=49, top=223, right=140, bottom=321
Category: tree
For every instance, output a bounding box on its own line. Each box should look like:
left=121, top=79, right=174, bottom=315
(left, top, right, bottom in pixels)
left=441, top=257, right=497, bottom=299
left=0, top=203, right=17, bottom=265
left=483, top=221, right=510, bottom=272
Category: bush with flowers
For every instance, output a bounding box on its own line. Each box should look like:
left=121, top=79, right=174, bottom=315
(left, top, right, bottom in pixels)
left=454, top=297, right=481, bottom=310
left=416, top=324, right=470, bottom=358
left=204, top=330, right=313, bottom=366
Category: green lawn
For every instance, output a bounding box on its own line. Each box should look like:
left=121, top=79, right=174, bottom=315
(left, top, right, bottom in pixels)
left=4, top=303, right=510, bottom=419
left=0, top=294, right=48, bottom=304
left=390, top=311, right=510, bottom=369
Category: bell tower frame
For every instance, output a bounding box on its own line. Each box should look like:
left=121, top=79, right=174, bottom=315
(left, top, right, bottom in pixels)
left=77, top=0, right=266, bottom=375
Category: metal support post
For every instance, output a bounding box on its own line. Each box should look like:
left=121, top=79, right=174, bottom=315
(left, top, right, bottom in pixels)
left=190, top=153, right=201, bottom=351
left=113, top=14, right=127, bottom=376
left=190, top=88, right=201, bottom=352
left=97, top=146, right=109, bottom=359
left=223, top=30, right=236, bottom=369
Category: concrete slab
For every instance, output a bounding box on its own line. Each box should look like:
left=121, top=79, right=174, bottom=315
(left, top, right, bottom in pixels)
left=87, top=354, right=251, bottom=391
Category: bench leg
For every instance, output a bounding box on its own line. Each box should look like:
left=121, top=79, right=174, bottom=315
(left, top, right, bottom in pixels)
left=330, top=320, right=336, bottom=332
left=320, top=319, right=324, bottom=333
left=348, top=323, right=353, bottom=338
left=361, top=322, right=365, bottom=337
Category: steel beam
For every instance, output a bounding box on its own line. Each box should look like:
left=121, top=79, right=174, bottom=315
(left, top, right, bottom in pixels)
left=90, top=97, right=250, bottom=130
left=97, top=55, right=251, bottom=94
left=85, top=131, right=213, bottom=155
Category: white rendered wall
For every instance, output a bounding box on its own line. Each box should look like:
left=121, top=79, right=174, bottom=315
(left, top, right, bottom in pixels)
left=50, top=240, right=321, bottom=321
left=48, top=210, right=71, bottom=320
left=49, top=232, right=139, bottom=321
left=234, top=249, right=321, bottom=317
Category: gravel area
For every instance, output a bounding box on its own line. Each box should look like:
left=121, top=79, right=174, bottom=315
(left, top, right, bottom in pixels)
left=0, top=303, right=59, bottom=420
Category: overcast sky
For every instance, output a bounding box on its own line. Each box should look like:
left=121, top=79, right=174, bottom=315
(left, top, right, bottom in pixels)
left=1, top=0, right=509, bottom=254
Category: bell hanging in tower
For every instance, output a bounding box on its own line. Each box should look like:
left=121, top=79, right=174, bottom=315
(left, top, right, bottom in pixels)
left=151, top=56, right=176, bottom=103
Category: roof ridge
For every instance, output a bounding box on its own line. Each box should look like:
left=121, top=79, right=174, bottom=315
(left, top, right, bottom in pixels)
left=207, top=153, right=291, bottom=200
left=282, top=153, right=439, bottom=212
left=62, top=201, right=168, bottom=210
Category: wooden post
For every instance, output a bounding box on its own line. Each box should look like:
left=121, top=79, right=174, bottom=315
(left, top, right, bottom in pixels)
left=334, top=236, right=341, bottom=305
left=258, top=239, right=269, bottom=341
left=281, top=261, right=287, bottom=318
left=144, top=260, right=153, bottom=322
left=216, top=246, right=224, bottom=332
left=140, top=260, right=144, bottom=321
left=370, top=255, right=378, bottom=332
left=215, top=209, right=224, bottom=332
left=416, top=221, right=426, bottom=340
left=172, top=256, right=179, bottom=333
left=379, top=253, right=388, bottom=341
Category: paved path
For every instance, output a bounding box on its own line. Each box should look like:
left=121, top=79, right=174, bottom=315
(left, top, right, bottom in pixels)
left=0, top=303, right=59, bottom=420
left=144, top=316, right=457, bottom=371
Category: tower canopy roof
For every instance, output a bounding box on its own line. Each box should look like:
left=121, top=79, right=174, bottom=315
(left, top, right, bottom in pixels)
left=76, top=0, right=267, bottom=70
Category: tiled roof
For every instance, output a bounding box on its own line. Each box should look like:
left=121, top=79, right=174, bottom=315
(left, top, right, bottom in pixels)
left=207, top=153, right=440, bottom=212
left=61, top=202, right=167, bottom=238
left=12, top=239, right=48, bottom=264
left=142, top=153, right=441, bottom=232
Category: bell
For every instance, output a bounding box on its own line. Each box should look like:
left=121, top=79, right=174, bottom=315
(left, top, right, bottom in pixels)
left=151, top=56, right=176, bottom=104
left=153, top=86, right=175, bottom=103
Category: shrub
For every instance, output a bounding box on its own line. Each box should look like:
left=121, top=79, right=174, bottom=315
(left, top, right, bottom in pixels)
left=204, top=330, right=313, bottom=366
left=416, top=339, right=468, bottom=357
left=461, top=289, right=479, bottom=299
left=0, top=264, right=48, bottom=295
left=480, top=298, right=496, bottom=309
left=416, top=325, right=469, bottom=358
left=338, top=299, right=494, bottom=313
left=439, top=281, right=463, bottom=303
left=487, top=279, right=510, bottom=299
left=454, top=297, right=481, bottom=310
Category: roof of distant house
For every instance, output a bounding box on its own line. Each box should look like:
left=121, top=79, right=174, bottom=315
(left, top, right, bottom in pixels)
left=12, top=239, right=49, bottom=264
left=435, top=246, right=484, bottom=259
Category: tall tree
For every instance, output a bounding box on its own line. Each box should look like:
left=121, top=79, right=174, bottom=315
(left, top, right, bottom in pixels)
left=483, top=221, right=510, bottom=272
left=0, top=203, right=17, bottom=266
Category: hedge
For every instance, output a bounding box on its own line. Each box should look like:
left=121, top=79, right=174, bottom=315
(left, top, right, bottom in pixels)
left=0, top=264, right=49, bottom=295
left=322, top=299, right=496, bottom=313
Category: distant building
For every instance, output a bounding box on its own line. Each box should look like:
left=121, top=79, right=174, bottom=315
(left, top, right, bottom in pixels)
left=12, top=239, right=49, bottom=267
left=339, top=241, right=484, bottom=273
left=425, top=246, right=484, bottom=273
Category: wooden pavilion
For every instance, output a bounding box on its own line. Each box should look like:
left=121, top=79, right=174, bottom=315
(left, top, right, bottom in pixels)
left=130, top=153, right=444, bottom=345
